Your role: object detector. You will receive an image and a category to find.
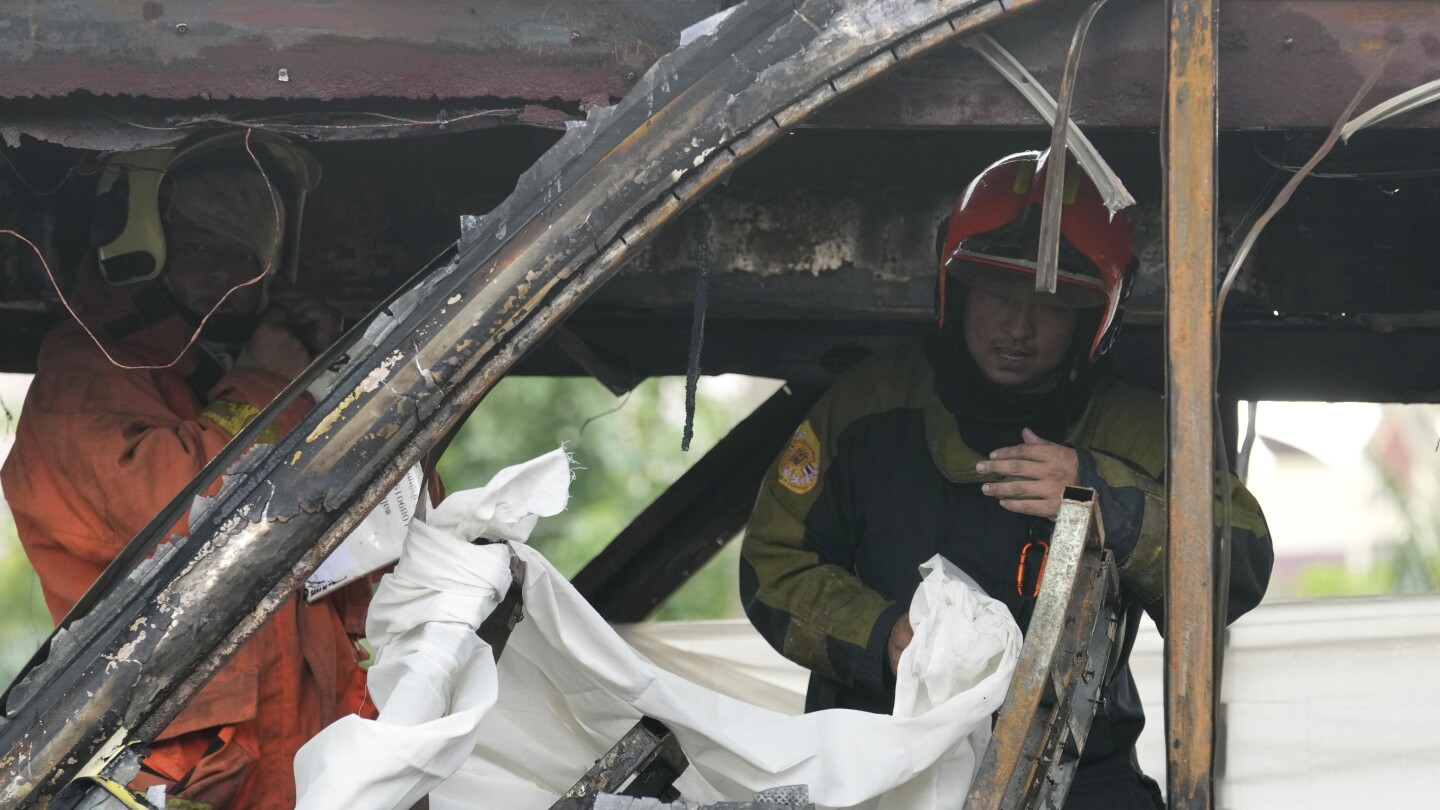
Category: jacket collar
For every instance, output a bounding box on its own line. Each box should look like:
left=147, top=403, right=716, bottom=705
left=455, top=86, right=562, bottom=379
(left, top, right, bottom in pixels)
left=912, top=346, right=1104, bottom=484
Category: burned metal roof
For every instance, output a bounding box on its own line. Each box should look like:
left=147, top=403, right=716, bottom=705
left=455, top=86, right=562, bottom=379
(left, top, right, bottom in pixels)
left=3, top=0, right=1440, bottom=151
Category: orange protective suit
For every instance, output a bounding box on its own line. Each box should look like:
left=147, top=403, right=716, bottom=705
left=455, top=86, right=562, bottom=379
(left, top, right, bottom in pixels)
left=1, top=288, right=374, bottom=808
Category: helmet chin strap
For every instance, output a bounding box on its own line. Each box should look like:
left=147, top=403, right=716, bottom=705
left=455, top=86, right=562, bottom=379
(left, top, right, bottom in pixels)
left=157, top=263, right=270, bottom=348
left=1065, top=307, right=1106, bottom=380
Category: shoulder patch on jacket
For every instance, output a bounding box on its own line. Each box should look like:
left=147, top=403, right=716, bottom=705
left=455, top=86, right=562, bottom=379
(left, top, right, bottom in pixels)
left=778, top=420, right=821, bottom=494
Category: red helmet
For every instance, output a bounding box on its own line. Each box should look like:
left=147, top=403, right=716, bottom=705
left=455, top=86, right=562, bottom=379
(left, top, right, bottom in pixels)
left=940, top=150, right=1134, bottom=362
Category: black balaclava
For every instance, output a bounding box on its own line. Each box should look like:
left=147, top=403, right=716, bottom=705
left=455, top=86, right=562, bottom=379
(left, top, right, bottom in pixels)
left=924, top=280, right=1102, bottom=455
left=179, top=297, right=262, bottom=347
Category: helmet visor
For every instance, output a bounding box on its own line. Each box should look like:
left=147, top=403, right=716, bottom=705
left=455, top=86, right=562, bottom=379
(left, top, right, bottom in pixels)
left=946, top=250, right=1109, bottom=310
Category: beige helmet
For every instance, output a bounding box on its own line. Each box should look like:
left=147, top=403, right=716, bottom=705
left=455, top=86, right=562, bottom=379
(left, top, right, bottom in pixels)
left=90, top=129, right=320, bottom=287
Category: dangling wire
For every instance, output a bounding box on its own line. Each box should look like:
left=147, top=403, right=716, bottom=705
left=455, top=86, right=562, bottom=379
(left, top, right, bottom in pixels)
left=578, top=387, right=634, bottom=441
left=1209, top=47, right=1394, bottom=709
left=681, top=197, right=714, bottom=452
left=0, top=146, right=97, bottom=197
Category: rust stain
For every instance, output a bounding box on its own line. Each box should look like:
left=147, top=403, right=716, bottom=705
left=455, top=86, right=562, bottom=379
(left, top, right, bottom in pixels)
left=1164, top=0, right=1218, bottom=803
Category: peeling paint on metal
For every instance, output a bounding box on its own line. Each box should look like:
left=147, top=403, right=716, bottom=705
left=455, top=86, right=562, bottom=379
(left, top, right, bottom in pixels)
left=260, top=481, right=277, bottom=522
left=306, top=350, right=401, bottom=442
left=114, top=631, right=147, bottom=662
left=217, top=503, right=253, bottom=536
left=361, top=352, right=401, bottom=393
left=414, top=354, right=436, bottom=387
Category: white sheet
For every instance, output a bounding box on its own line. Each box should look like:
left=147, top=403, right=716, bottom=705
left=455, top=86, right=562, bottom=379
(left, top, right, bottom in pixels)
left=614, top=621, right=809, bottom=716
left=295, top=451, right=1021, bottom=810
left=617, top=593, right=1440, bottom=809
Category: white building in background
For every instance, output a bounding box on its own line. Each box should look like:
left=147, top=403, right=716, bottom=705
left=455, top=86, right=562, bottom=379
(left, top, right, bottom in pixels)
left=1244, top=401, right=1413, bottom=597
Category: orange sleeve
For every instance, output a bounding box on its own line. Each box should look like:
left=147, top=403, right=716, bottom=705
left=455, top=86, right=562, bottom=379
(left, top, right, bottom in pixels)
left=8, top=327, right=310, bottom=569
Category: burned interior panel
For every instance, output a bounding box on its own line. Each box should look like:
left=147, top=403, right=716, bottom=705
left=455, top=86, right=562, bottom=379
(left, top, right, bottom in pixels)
left=6, top=126, right=1440, bottom=400
left=5, top=1, right=1439, bottom=134
left=0, top=1, right=714, bottom=106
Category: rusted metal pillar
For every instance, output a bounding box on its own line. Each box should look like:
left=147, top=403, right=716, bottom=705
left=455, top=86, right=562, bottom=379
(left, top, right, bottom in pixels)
left=1164, top=0, right=1217, bottom=806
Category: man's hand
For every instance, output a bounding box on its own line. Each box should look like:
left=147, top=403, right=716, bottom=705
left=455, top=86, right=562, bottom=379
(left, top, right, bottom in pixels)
left=269, top=290, right=343, bottom=354
left=888, top=613, right=914, bottom=674
left=238, top=310, right=314, bottom=381
left=975, top=428, right=1078, bottom=520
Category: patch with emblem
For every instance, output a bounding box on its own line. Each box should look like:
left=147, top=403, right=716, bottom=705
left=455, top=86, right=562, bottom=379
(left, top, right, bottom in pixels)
left=778, top=420, right=821, bottom=495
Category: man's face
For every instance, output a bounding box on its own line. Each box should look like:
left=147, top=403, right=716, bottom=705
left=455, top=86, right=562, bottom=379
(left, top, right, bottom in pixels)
left=962, top=277, right=1079, bottom=387
left=164, top=220, right=265, bottom=316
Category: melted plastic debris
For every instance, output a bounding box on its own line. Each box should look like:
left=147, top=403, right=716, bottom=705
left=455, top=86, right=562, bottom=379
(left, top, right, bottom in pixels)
left=594, top=785, right=811, bottom=809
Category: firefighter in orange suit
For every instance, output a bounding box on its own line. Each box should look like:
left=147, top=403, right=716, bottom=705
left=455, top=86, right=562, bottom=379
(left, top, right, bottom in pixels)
left=2, top=130, right=372, bottom=809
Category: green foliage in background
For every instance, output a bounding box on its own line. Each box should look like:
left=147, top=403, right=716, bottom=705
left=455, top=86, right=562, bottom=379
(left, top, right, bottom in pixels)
left=1293, top=544, right=1440, bottom=598
left=437, top=375, right=769, bottom=621
left=1291, top=422, right=1440, bottom=599
left=0, top=511, right=49, bottom=692
left=0, top=374, right=764, bottom=692
left=1293, top=560, right=1397, bottom=597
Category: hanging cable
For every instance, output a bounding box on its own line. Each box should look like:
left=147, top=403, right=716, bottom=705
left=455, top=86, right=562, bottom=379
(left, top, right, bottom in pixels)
left=1236, top=401, right=1259, bottom=485
left=1210, top=48, right=1394, bottom=710
left=103, top=107, right=525, bottom=138
left=1251, top=140, right=1440, bottom=180
left=681, top=197, right=714, bottom=451
left=579, top=388, right=635, bottom=441
left=1035, top=0, right=1112, bottom=295
left=0, top=147, right=97, bottom=197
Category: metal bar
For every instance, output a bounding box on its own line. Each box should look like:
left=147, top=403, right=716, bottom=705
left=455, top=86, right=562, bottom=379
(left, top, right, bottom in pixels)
left=550, top=717, right=688, bottom=809
left=548, top=325, right=644, bottom=396
left=476, top=551, right=528, bottom=662
left=1163, top=0, right=1218, bottom=803
left=963, top=33, right=1133, bottom=214
left=1034, top=0, right=1109, bottom=295
left=965, top=487, right=1120, bottom=810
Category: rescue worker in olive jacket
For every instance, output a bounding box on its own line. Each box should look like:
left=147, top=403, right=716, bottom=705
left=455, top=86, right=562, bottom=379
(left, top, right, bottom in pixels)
left=741, top=151, right=1273, bottom=809
left=1, top=131, right=371, bottom=809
